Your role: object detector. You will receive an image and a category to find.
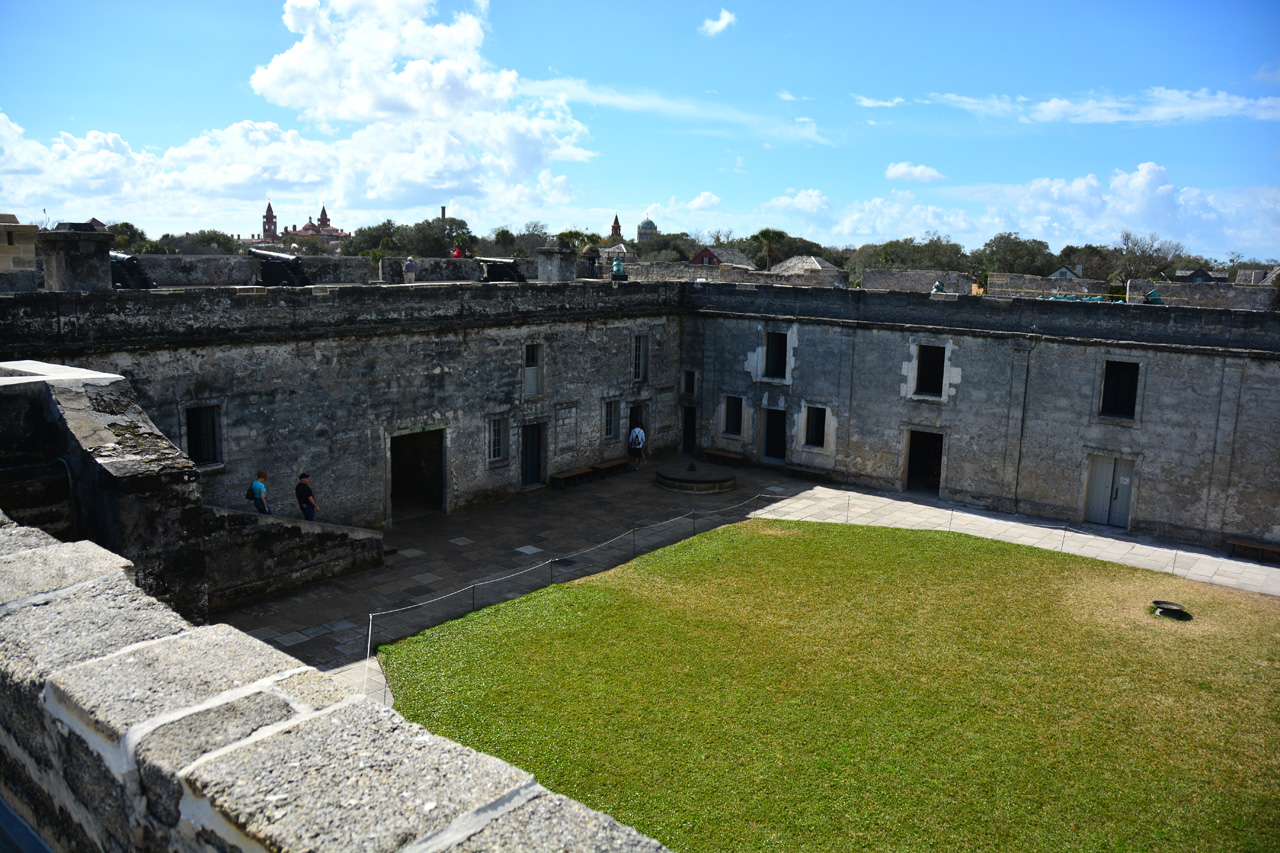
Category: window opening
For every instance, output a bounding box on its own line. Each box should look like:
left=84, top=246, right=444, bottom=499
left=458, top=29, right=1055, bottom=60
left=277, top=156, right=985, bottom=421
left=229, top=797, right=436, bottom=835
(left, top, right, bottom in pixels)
left=915, top=345, right=945, bottom=397
left=523, top=344, right=542, bottom=396
left=633, top=335, right=650, bottom=382
left=804, top=406, right=827, bottom=447
left=185, top=405, right=220, bottom=465
left=604, top=400, right=619, bottom=440
left=724, top=396, right=743, bottom=435
left=488, top=418, right=507, bottom=461
left=1099, top=361, right=1139, bottom=419
left=763, top=332, right=787, bottom=379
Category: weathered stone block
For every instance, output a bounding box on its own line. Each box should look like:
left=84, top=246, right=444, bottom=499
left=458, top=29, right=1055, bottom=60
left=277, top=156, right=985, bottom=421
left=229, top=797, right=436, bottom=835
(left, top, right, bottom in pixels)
left=455, top=791, right=670, bottom=852
left=184, top=699, right=535, bottom=851
left=46, top=624, right=301, bottom=748
left=0, top=540, right=130, bottom=602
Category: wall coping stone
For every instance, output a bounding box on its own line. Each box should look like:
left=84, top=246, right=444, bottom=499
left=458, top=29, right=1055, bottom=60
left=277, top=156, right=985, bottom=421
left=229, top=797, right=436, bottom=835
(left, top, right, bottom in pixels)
left=0, top=516, right=670, bottom=852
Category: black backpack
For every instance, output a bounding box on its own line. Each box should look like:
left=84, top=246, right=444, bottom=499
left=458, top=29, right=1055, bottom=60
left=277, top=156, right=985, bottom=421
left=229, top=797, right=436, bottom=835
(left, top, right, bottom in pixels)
left=245, top=485, right=255, bottom=501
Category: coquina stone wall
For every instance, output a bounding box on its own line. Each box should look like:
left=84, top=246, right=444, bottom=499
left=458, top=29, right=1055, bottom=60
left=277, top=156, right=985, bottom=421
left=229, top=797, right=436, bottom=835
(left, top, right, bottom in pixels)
left=859, top=269, right=974, bottom=292
left=0, top=283, right=683, bottom=528
left=201, top=507, right=384, bottom=611
left=985, top=272, right=1276, bottom=311
left=2, top=281, right=1278, bottom=548
left=0, top=511, right=668, bottom=852
left=620, top=261, right=848, bottom=287
left=683, top=284, right=1280, bottom=546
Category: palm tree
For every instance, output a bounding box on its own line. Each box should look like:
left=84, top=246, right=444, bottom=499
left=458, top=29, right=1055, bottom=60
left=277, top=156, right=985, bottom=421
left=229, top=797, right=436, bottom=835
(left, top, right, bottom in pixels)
left=752, top=228, right=788, bottom=271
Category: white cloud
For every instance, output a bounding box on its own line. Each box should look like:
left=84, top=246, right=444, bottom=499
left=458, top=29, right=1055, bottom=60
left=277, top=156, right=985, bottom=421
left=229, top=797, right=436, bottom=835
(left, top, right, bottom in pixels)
left=930, top=93, right=1021, bottom=118
left=933, top=88, right=1280, bottom=124
left=885, top=162, right=946, bottom=182
left=537, top=169, right=573, bottom=205
left=699, top=9, right=737, bottom=36
left=1257, top=63, right=1280, bottom=85
left=521, top=77, right=831, bottom=145
left=764, top=188, right=830, bottom=219
left=777, top=90, right=796, bottom=101
left=251, top=1, right=515, bottom=126
left=851, top=95, right=904, bottom=108
left=687, top=191, right=721, bottom=211
left=0, top=1, right=599, bottom=233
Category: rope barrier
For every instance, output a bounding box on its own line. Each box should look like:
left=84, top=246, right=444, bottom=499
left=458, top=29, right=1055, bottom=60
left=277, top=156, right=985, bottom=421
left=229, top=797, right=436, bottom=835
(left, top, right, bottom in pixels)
left=361, top=490, right=792, bottom=689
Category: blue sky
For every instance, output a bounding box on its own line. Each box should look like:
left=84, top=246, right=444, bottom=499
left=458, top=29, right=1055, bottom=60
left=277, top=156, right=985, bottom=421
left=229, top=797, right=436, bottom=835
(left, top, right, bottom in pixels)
left=2, top=0, right=1278, bottom=259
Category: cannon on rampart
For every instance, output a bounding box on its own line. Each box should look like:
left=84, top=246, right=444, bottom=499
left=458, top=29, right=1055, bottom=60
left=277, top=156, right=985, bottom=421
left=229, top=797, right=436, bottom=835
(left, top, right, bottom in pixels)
left=249, top=248, right=313, bottom=287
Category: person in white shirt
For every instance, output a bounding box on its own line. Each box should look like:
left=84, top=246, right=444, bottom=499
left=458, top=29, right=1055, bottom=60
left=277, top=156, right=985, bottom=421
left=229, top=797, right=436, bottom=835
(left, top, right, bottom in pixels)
left=628, top=424, right=647, bottom=469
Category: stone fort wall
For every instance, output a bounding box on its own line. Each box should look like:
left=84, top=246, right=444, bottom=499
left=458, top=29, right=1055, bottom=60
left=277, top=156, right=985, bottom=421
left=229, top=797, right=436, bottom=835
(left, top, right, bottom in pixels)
left=2, top=281, right=1278, bottom=547
left=683, top=284, right=1280, bottom=546
left=0, top=510, right=667, bottom=852
left=1, top=282, right=684, bottom=528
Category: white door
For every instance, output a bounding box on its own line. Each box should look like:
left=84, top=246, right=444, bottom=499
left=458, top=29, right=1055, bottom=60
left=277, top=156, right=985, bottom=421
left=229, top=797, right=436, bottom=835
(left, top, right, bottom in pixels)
left=1109, top=459, right=1135, bottom=527
left=1085, top=455, right=1134, bottom=528
left=1084, top=456, right=1114, bottom=524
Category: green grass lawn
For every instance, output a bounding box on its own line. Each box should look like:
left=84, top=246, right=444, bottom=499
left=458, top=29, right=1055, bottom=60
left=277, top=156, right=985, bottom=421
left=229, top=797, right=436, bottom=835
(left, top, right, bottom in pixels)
left=381, top=520, right=1280, bottom=852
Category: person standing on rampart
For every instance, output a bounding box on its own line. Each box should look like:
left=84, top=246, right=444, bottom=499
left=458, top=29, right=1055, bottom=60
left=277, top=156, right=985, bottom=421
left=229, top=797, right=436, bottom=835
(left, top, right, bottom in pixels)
left=251, top=471, right=272, bottom=515
left=403, top=257, right=418, bottom=283
left=296, top=472, right=319, bottom=521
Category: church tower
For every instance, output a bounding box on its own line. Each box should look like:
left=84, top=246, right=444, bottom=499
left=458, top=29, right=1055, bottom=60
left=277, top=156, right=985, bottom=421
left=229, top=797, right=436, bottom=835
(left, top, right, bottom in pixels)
left=318, top=205, right=330, bottom=229
left=609, top=214, right=622, bottom=241
left=262, top=202, right=278, bottom=242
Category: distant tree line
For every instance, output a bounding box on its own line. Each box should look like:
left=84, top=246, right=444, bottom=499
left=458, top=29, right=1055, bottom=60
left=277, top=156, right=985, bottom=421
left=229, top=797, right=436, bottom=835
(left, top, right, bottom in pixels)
left=102, top=217, right=1276, bottom=285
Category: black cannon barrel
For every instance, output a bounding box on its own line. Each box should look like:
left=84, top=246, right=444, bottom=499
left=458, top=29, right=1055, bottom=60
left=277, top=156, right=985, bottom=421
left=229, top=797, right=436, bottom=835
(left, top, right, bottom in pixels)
left=249, top=247, right=313, bottom=287
left=109, top=251, right=154, bottom=290
left=248, top=247, right=302, bottom=262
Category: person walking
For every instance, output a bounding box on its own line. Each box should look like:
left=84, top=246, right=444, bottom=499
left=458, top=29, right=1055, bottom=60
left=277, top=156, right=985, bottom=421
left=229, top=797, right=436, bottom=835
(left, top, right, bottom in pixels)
left=296, top=472, right=319, bottom=521
left=629, top=422, right=647, bottom=469
left=251, top=470, right=272, bottom=515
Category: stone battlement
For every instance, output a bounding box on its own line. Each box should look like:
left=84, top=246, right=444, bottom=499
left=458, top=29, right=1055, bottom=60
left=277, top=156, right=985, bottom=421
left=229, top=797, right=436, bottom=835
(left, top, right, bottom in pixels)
left=0, top=512, right=667, bottom=852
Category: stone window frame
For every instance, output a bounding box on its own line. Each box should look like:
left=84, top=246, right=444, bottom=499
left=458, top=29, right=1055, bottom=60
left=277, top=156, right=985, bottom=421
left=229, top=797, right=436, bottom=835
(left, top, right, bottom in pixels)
left=522, top=343, right=543, bottom=399
left=1091, top=354, right=1146, bottom=428
left=633, top=334, right=650, bottom=383
left=602, top=398, right=621, bottom=441
left=803, top=405, right=828, bottom=449
left=180, top=400, right=225, bottom=470
left=682, top=369, right=697, bottom=396
left=761, top=329, right=791, bottom=384
left=723, top=394, right=744, bottom=437
left=487, top=415, right=510, bottom=465
left=904, top=337, right=954, bottom=405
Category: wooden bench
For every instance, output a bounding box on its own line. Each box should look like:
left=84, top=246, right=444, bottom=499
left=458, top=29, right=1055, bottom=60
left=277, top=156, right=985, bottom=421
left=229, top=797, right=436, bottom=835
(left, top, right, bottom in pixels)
left=549, top=467, right=595, bottom=489
left=1226, top=536, right=1280, bottom=564
left=592, top=459, right=631, bottom=478
left=702, top=448, right=746, bottom=467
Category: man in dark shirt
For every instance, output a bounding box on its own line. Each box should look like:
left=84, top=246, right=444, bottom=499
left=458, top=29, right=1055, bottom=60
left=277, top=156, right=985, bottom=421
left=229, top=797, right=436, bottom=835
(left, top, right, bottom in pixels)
left=296, top=473, right=319, bottom=521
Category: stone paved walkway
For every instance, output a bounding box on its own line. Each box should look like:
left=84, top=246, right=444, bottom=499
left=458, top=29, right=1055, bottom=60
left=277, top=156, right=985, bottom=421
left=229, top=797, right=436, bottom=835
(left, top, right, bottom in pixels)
left=216, top=455, right=1280, bottom=705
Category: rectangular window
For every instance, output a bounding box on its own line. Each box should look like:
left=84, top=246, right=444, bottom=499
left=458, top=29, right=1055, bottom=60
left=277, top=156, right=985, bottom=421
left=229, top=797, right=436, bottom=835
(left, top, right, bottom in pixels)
left=804, top=406, right=827, bottom=447
left=523, top=343, right=542, bottom=397
left=1100, top=360, right=1140, bottom=419
left=488, top=418, right=508, bottom=461
left=683, top=370, right=696, bottom=395
left=763, top=332, right=787, bottom=379
left=724, top=395, right=743, bottom=436
left=185, top=405, right=220, bottom=466
left=603, top=400, right=619, bottom=440
left=633, top=334, right=650, bottom=382
left=915, top=345, right=945, bottom=397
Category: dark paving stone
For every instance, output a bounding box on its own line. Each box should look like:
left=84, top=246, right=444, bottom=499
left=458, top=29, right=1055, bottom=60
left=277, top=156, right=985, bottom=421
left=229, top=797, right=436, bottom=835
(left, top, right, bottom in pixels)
left=217, top=454, right=799, bottom=669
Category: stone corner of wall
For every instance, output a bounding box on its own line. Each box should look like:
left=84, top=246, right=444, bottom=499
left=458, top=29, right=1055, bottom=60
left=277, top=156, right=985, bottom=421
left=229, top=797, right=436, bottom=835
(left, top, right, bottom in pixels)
left=0, top=516, right=667, bottom=852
